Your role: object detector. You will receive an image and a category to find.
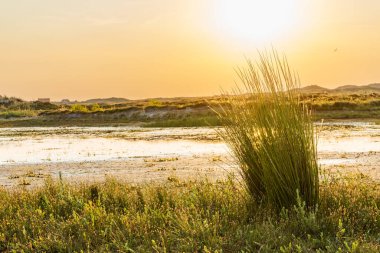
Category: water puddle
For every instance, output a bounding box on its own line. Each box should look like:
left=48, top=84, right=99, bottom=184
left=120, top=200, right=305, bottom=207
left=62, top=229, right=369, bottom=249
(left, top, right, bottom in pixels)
left=0, top=122, right=378, bottom=170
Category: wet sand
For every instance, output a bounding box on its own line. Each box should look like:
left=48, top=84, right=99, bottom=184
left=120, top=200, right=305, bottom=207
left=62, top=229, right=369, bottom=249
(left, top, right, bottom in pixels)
left=0, top=122, right=379, bottom=188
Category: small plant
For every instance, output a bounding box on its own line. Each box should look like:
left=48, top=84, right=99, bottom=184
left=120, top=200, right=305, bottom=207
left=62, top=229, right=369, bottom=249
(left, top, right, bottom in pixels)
left=217, top=50, right=319, bottom=211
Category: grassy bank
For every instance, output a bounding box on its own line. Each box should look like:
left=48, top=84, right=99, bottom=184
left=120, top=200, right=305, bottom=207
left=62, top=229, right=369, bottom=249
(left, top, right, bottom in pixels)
left=143, top=115, right=221, bottom=128
left=0, top=93, right=379, bottom=128
left=0, top=175, right=379, bottom=252
left=0, top=117, right=137, bottom=128
left=1, top=112, right=379, bottom=128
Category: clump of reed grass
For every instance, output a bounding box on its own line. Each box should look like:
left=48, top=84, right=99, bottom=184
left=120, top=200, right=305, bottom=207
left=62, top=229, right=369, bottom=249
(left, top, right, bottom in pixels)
left=217, top=51, right=319, bottom=210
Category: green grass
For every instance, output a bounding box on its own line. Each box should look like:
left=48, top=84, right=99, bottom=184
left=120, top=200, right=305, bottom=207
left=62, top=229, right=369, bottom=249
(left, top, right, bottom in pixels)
left=217, top=52, right=319, bottom=211
left=0, top=175, right=378, bottom=252
left=0, top=110, right=37, bottom=119
left=0, top=117, right=135, bottom=128
left=314, top=110, right=380, bottom=120
left=0, top=110, right=378, bottom=128
left=143, top=115, right=221, bottom=128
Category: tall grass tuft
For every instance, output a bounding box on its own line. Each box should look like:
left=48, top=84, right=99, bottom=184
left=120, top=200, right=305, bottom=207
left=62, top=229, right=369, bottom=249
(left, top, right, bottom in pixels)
left=217, top=51, right=319, bottom=211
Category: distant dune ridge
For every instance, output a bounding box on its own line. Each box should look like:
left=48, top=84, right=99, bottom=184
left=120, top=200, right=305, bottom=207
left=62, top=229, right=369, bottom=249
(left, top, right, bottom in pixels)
left=1, top=84, right=380, bottom=104
left=82, top=97, right=130, bottom=104
left=73, top=83, right=380, bottom=103
left=298, top=83, right=380, bottom=93
left=88, top=83, right=380, bottom=102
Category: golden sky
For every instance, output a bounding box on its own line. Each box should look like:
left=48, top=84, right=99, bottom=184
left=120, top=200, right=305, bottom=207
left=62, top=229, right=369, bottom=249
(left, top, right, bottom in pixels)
left=1, top=0, right=380, bottom=101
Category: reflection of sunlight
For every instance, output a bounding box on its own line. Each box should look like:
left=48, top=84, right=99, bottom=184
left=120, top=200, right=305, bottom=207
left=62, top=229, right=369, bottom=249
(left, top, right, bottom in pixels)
left=212, top=0, right=299, bottom=44
left=0, top=127, right=226, bottom=164
left=0, top=137, right=226, bottom=164
left=0, top=124, right=379, bottom=166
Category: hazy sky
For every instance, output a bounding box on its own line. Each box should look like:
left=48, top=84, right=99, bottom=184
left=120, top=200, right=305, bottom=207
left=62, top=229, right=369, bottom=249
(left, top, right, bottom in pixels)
left=1, top=0, right=380, bottom=100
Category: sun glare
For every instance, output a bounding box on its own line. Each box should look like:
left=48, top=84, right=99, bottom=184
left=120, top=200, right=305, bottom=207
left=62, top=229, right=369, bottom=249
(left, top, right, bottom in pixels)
left=213, top=0, right=299, bottom=44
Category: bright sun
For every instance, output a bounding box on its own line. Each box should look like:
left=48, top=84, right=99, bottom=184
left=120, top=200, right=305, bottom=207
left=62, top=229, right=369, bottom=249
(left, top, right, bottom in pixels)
left=213, top=0, right=298, bottom=44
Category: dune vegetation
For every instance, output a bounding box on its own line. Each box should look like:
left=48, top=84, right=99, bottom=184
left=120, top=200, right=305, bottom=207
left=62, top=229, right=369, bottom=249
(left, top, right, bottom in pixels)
left=0, top=90, right=379, bottom=127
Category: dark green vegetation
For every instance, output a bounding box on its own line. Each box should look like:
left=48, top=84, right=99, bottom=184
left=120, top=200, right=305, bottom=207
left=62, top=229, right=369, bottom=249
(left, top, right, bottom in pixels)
left=0, top=175, right=379, bottom=252
left=217, top=53, right=319, bottom=211
left=0, top=92, right=379, bottom=127
left=144, top=115, right=221, bottom=128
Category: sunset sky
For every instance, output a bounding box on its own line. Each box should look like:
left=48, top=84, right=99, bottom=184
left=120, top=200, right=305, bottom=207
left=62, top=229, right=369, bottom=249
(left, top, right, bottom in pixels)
left=1, top=0, right=380, bottom=101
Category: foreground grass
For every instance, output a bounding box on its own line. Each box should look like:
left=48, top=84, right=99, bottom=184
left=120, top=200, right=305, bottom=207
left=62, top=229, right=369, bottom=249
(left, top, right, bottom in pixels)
left=0, top=175, right=379, bottom=252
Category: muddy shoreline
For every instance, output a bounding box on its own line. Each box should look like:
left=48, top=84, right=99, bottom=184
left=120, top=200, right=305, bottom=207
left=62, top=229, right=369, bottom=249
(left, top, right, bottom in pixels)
left=0, top=122, right=379, bottom=188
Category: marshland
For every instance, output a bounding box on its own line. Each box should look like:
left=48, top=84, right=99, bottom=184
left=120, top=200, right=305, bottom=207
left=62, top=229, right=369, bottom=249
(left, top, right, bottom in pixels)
left=0, top=54, right=379, bottom=252
left=2, top=0, right=380, bottom=252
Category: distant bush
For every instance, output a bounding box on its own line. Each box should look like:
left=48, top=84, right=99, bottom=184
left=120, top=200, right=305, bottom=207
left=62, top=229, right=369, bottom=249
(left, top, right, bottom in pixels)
left=70, top=104, right=88, bottom=113
left=30, top=101, right=59, bottom=110
left=0, top=110, right=37, bottom=119
left=369, top=100, right=380, bottom=106
left=0, top=95, right=23, bottom=107
left=88, top=103, right=104, bottom=112
left=147, top=99, right=164, bottom=107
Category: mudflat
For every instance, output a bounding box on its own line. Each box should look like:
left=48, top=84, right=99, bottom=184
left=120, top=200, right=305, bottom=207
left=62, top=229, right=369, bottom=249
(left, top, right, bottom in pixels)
left=0, top=121, right=379, bottom=188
